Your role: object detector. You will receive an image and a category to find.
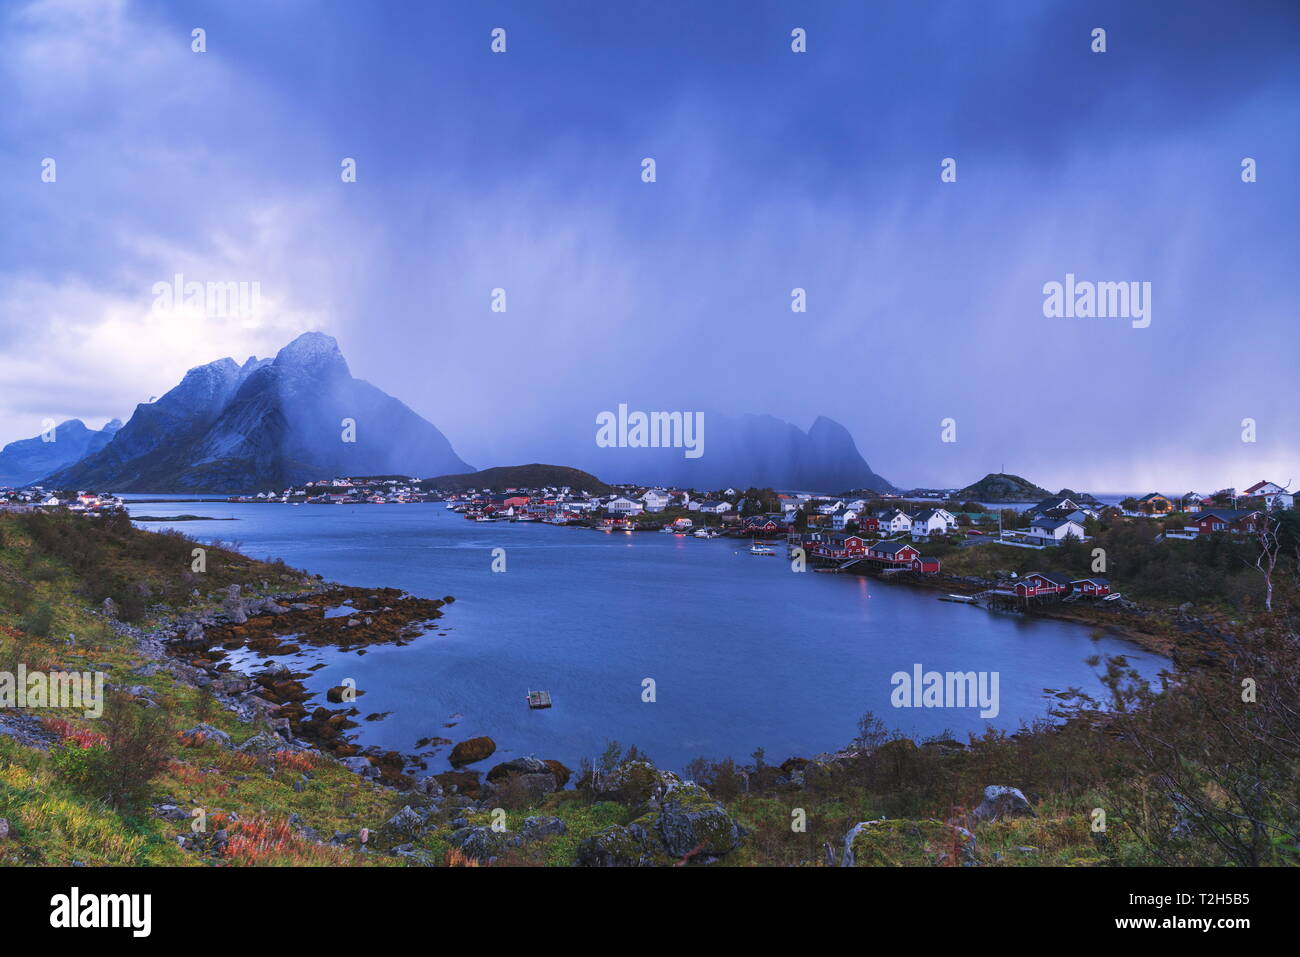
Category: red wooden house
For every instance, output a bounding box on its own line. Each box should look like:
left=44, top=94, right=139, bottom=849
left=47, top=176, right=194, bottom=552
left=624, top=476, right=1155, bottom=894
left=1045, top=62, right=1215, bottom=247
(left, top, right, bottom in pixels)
left=856, top=515, right=880, bottom=534
left=910, top=556, right=942, bottom=573
left=1188, top=509, right=1260, bottom=536
left=811, top=534, right=868, bottom=560
left=867, top=541, right=921, bottom=564
left=1013, top=572, right=1073, bottom=598
left=1070, top=576, right=1111, bottom=596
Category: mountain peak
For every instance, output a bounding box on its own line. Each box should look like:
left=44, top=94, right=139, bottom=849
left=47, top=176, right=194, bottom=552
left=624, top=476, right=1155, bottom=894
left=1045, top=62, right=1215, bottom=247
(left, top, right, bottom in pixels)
left=42, top=332, right=469, bottom=492
left=275, top=331, right=344, bottom=364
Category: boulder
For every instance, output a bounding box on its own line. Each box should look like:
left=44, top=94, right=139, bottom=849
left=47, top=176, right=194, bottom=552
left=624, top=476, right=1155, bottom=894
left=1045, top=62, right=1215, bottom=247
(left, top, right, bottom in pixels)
left=434, top=770, right=482, bottom=798
left=544, top=759, right=572, bottom=789
left=238, top=732, right=284, bottom=755
left=517, top=815, right=566, bottom=843
left=448, top=736, right=496, bottom=768
left=646, top=783, right=743, bottom=858
left=973, top=785, right=1035, bottom=823
left=181, top=723, right=232, bottom=749
left=449, top=825, right=509, bottom=863
left=415, top=776, right=444, bottom=799
left=842, top=818, right=976, bottom=866
left=376, top=805, right=430, bottom=849
left=485, top=756, right=549, bottom=782
left=590, top=759, right=680, bottom=809
left=485, top=756, right=557, bottom=803
left=211, top=674, right=252, bottom=695
left=575, top=823, right=667, bottom=867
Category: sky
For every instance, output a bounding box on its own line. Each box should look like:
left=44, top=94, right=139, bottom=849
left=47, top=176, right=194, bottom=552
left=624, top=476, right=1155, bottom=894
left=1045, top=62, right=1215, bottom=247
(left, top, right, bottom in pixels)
left=1, top=0, right=1297, bottom=493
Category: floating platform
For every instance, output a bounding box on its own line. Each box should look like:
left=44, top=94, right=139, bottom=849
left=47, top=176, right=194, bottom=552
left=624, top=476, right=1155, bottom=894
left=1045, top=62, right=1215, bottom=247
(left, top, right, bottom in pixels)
left=526, top=690, right=552, bottom=709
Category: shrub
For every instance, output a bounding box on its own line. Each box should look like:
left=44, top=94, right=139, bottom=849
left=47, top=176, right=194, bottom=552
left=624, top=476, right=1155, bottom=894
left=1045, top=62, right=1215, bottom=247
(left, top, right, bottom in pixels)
left=20, top=602, right=55, bottom=639
left=78, top=691, right=175, bottom=812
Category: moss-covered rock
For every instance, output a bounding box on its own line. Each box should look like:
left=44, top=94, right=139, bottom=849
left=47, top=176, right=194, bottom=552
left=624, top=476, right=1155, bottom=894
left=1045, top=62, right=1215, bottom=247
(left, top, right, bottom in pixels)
left=575, top=822, right=670, bottom=867
left=645, top=783, right=744, bottom=859
left=448, top=736, right=496, bottom=768
left=544, top=759, right=572, bottom=789
left=844, top=819, right=972, bottom=866
left=590, top=759, right=679, bottom=810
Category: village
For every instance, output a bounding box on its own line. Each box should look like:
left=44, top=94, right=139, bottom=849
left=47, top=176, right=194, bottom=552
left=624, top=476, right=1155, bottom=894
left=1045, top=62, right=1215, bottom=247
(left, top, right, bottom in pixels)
left=206, top=474, right=1296, bottom=608
left=2, top=474, right=1291, bottom=612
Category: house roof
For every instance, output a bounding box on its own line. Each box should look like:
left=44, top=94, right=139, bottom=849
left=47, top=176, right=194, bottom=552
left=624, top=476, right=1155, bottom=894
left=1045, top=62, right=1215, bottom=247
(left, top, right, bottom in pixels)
left=1029, top=571, right=1074, bottom=586
left=1138, top=492, right=1170, bottom=502
left=1072, top=576, right=1111, bottom=586
left=1030, top=516, right=1083, bottom=530
left=873, top=541, right=915, bottom=555
left=1195, top=508, right=1259, bottom=522
left=1032, top=496, right=1077, bottom=511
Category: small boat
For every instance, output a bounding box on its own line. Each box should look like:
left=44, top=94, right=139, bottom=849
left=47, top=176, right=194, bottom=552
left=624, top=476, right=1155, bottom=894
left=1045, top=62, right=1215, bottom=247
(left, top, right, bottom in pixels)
left=749, top=543, right=776, bottom=556
left=939, top=594, right=980, bottom=604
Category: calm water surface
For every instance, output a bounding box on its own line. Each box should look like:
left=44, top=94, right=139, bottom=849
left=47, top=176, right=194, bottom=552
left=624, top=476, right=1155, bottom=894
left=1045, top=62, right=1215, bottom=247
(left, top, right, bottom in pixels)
left=126, top=500, right=1166, bottom=773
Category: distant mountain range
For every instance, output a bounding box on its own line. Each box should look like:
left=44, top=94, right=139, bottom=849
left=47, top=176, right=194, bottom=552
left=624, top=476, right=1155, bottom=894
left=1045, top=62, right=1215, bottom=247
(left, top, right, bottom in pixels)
left=0, top=418, right=122, bottom=487
left=9, top=332, right=894, bottom=495
left=566, top=412, right=893, bottom=494
left=41, top=333, right=472, bottom=492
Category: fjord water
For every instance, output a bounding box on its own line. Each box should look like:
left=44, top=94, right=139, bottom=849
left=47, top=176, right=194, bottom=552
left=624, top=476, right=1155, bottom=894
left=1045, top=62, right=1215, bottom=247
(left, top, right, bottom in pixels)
left=127, top=501, right=1166, bottom=774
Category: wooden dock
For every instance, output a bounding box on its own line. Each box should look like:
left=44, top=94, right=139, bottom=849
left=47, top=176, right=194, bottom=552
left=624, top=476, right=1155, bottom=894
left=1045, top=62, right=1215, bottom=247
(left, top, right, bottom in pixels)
left=526, top=690, right=552, bottom=710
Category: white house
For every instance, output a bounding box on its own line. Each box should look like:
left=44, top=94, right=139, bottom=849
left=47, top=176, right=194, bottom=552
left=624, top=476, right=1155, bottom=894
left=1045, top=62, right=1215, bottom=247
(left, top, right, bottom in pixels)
left=831, top=509, right=859, bottom=530
left=910, top=508, right=956, bottom=538
left=1025, top=516, right=1087, bottom=545
left=606, top=497, right=644, bottom=516
left=692, top=500, right=731, bottom=515
left=640, top=489, right=672, bottom=512
left=876, top=508, right=912, bottom=535
left=1243, top=480, right=1294, bottom=510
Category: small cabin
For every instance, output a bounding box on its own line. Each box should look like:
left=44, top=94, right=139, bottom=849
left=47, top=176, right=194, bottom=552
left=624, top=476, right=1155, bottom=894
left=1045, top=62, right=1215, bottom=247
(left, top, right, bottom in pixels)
left=1070, top=576, right=1111, bottom=596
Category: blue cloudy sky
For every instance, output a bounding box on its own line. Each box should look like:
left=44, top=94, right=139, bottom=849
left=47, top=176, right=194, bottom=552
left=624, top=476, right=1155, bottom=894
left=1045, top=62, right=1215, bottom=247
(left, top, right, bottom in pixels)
left=1, top=0, right=1297, bottom=492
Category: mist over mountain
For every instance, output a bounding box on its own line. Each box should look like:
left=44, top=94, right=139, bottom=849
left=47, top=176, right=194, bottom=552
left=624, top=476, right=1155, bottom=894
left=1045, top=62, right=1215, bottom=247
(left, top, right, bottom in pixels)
left=42, top=333, right=471, bottom=492
left=0, top=418, right=122, bottom=487
left=567, top=411, right=893, bottom=493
